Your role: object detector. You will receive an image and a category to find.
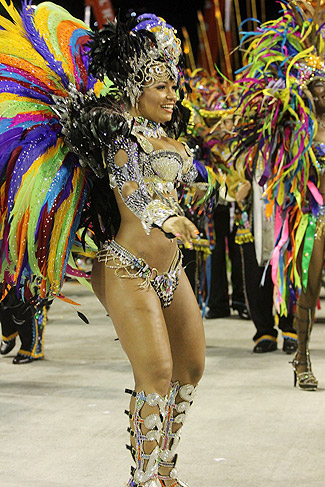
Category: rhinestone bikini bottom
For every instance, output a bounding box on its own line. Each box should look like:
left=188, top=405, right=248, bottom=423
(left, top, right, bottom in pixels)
left=96, top=240, right=182, bottom=308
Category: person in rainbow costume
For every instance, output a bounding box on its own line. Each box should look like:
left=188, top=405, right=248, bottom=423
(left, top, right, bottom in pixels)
left=232, top=0, right=325, bottom=390
left=0, top=1, right=212, bottom=485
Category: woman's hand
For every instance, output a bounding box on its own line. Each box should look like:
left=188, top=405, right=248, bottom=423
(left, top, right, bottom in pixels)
left=162, top=216, right=199, bottom=249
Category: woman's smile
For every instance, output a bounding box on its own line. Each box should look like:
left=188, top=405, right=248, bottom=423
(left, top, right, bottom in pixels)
left=160, top=103, right=175, bottom=114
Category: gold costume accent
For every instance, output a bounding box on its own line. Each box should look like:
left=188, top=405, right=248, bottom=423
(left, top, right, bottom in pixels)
left=314, top=213, right=325, bottom=240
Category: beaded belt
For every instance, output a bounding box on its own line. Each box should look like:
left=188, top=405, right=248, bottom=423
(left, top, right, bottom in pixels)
left=96, top=240, right=182, bottom=307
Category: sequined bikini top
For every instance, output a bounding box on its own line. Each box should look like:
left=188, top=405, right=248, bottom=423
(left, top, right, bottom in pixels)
left=150, top=149, right=184, bottom=181
left=137, top=136, right=194, bottom=195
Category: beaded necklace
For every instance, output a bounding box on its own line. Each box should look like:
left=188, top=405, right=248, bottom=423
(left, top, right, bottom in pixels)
left=131, top=116, right=167, bottom=139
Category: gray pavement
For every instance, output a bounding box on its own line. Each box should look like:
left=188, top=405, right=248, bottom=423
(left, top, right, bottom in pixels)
left=1, top=280, right=325, bottom=487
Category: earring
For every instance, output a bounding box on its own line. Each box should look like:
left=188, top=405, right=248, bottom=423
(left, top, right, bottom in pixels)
left=314, top=96, right=319, bottom=101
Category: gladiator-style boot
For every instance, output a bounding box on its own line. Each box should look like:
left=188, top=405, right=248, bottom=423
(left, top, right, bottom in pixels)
left=158, top=382, right=197, bottom=487
left=125, top=389, right=166, bottom=487
left=291, top=304, right=318, bottom=390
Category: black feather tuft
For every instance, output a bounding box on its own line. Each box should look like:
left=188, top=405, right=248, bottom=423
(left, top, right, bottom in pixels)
left=77, top=311, right=90, bottom=324
left=87, top=17, right=158, bottom=94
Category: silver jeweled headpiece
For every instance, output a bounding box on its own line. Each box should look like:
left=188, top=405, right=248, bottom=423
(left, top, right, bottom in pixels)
left=126, top=14, right=182, bottom=106
left=88, top=13, right=183, bottom=107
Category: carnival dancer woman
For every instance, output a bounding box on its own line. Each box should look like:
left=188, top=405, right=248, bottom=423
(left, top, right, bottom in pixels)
left=0, top=2, right=206, bottom=485
left=231, top=0, right=325, bottom=390
left=88, top=16, right=206, bottom=487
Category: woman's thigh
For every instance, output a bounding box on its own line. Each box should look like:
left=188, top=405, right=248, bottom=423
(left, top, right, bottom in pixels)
left=91, top=260, right=173, bottom=392
left=162, top=268, right=206, bottom=384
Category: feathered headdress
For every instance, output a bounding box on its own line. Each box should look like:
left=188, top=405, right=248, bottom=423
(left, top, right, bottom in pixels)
left=88, top=13, right=183, bottom=107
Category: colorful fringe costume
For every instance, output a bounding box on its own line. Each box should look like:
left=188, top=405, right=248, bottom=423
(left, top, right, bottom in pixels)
left=232, top=0, right=325, bottom=316
left=0, top=0, right=109, bottom=301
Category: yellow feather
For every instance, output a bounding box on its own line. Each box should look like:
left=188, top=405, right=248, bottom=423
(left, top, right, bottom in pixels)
left=0, top=0, right=24, bottom=32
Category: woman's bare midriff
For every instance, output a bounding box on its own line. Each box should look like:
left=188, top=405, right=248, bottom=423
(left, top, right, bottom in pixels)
left=113, top=189, right=178, bottom=274
left=103, top=135, right=190, bottom=273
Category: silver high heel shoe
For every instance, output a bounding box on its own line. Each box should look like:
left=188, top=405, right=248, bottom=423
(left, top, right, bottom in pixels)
left=291, top=305, right=318, bottom=391
left=291, top=351, right=318, bottom=390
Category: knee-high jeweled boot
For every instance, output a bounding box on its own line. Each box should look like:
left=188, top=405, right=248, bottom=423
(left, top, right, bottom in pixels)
left=158, top=382, right=197, bottom=487
left=291, top=304, right=318, bottom=390
left=125, top=389, right=166, bottom=487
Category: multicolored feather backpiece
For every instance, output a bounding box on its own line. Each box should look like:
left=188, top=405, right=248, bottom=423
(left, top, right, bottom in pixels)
left=231, top=0, right=325, bottom=315
left=0, top=0, right=107, bottom=300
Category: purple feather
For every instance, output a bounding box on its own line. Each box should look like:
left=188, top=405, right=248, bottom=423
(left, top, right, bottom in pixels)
left=21, top=0, right=69, bottom=88
left=134, top=13, right=174, bottom=32
left=7, top=127, right=58, bottom=213
left=0, top=127, right=24, bottom=179
left=81, top=45, right=96, bottom=90
left=0, top=81, right=52, bottom=103
left=57, top=172, right=74, bottom=207
left=16, top=251, right=29, bottom=290
left=193, top=159, right=208, bottom=181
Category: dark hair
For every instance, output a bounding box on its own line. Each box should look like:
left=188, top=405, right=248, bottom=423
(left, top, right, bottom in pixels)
left=164, top=100, right=191, bottom=139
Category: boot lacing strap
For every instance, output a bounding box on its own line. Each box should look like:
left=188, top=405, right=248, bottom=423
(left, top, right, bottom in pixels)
left=159, top=382, right=197, bottom=483
left=125, top=389, right=166, bottom=487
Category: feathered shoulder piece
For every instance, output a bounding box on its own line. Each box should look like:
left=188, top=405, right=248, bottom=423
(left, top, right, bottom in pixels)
left=52, top=87, right=131, bottom=177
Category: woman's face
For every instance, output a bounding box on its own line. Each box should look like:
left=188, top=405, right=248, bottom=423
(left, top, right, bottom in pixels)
left=309, top=79, right=325, bottom=114
left=136, top=79, right=178, bottom=123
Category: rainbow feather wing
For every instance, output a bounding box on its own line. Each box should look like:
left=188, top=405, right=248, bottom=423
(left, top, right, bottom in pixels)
left=0, top=0, right=98, bottom=298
